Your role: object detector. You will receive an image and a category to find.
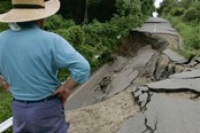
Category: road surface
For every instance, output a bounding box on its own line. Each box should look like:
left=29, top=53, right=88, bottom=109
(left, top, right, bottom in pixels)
left=65, top=17, right=200, bottom=133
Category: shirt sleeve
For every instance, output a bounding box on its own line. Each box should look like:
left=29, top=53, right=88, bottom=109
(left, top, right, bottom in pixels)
left=53, top=34, right=90, bottom=83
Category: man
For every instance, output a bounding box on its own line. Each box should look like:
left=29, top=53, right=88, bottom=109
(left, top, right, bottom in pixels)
left=0, top=0, right=90, bottom=133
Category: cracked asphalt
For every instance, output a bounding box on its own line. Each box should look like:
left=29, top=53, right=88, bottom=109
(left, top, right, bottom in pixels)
left=65, top=17, right=200, bottom=133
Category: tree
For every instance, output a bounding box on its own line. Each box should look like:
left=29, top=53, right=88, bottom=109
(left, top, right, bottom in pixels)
left=0, top=0, right=12, bottom=14
left=59, top=0, right=117, bottom=24
left=141, top=0, right=155, bottom=16
left=115, top=0, right=141, bottom=16
left=157, top=0, right=179, bottom=15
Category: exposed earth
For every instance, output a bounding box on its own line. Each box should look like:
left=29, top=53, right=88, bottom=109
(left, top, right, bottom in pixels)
left=64, top=17, right=200, bottom=133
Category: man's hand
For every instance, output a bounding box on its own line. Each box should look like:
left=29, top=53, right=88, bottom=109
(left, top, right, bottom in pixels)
left=54, top=77, right=77, bottom=105
left=54, top=86, right=71, bottom=104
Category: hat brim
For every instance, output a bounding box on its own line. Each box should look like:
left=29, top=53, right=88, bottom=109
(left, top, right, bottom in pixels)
left=0, top=0, right=60, bottom=23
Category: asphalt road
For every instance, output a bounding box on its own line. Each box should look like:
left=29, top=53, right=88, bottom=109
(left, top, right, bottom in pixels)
left=66, top=17, right=182, bottom=111
left=66, top=17, right=200, bottom=133
left=138, top=17, right=178, bottom=35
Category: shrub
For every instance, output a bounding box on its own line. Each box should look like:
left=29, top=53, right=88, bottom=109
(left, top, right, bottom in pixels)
left=183, top=7, right=199, bottom=22
left=0, top=88, right=12, bottom=123
left=115, top=0, right=141, bottom=16
left=174, top=22, right=187, bottom=33
left=56, top=26, right=85, bottom=48
left=167, top=16, right=180, bottom=26
left=45, top=15, right=75, bottom=31
left=0, top=1, right=11, bottom=14
left=0, top=23, right=9, bottom=32
left=185, top=29, right=200, bottom=49
left=170, top=7, right=185, bottom=16
left=0, top=88, right=12, bottom=133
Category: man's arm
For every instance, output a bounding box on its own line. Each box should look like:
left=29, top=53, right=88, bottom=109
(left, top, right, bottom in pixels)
left=54, top=77, right=77, bottom=104
left=53, top=35, right=91, bottom=104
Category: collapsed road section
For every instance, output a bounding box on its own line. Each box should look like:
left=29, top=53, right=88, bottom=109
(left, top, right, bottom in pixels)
left=64, top=17, right=200, bottom=133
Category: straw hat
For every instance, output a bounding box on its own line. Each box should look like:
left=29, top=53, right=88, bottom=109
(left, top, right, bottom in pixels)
left=0, top=0, right=60, bottom=23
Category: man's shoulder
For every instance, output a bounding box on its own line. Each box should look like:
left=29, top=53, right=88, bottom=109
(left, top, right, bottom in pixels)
left=39, top=30, right=63, bottom=40
left=0, top=30, right=11, bottom=37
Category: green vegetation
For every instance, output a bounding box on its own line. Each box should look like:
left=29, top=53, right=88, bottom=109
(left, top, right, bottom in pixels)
left=0, top=0, right=155, bottom=132
left=0, top=87, right=12, bottom=123
left=0, top=87, right=12, bottom=133
left=157, top=0, right=200, bottom=58
left=0, top=88, right=12, bottom=133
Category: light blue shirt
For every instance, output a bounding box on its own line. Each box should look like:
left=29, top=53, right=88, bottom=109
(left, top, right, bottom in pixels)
left=0, top=24, right=90, bottom=101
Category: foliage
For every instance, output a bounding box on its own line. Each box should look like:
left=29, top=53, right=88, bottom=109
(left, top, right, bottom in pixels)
left=0, top=87, right=12, bottom=133
left=0, top=0, right=11, bottom=14
left=56, top=26, right=85, bottom=47
left=157, top=0, right=176, bottom=15
left=0, top=87, right=12, bottom=123
left=58, top=0, right=151, bottom=24
left=45, top=15, right=75, bottom=30
left=170, top=7, right=185, bottom=16
left=59, top=0, right=117, bottom=24
left=141, top=0, right=155, bottom=16
left=182, top=7, right=200, bottom=22
left=87, top=0, right=117, bottom=22
left=158, top=0, right=200, bottom=58
left=184, top=28, right=200, bottom=49
left=0, top=1, right=10, bottom=32
left=115, top=0, right=141, bottom=16
left=0, top=23, right=9, bottom=32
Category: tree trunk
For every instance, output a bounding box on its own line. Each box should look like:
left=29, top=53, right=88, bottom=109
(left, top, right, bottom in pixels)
left=84, top=0, right=89, bottom=24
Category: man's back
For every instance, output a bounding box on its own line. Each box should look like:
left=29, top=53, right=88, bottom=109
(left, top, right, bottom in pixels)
left=0, top=24, right=61, bottom=100
left=0, top=1, right=90, bottom=132
left=0, top=24, right=90, bottom=101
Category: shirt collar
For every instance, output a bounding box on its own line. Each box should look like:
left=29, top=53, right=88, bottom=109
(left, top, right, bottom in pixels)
left=8, top=23, right=22, bottom=31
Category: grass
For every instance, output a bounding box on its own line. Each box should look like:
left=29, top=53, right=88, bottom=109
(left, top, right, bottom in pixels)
left=166, top=16, right=200, bottom=59
left=0, top=87, right=12, bottom=133
left=0, top=87, right=12, bottom=123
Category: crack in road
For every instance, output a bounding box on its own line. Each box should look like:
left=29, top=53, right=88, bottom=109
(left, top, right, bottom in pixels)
left=66, top=17, right=200, bottom=133
left=142, top=117, right=158, bottom=133
left=142, top=91, right=152, bottom=111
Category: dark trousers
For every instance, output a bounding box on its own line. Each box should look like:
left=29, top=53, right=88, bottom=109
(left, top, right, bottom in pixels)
left=12, top=97, right=69, bottom=133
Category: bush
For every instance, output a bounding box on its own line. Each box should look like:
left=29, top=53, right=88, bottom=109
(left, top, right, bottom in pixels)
left=182, top=46, right=198, bottom=59
left=193, top=2, right=200, bottom=10
left=170, top=7, right=185, bottom=16
left=45, top=15, right=75, bottom=31
left=0, top=88, right=12, bottom=133
left=174, top=22, right=187, bottom=34
left=56, top=26, right=85, bottom=48
left=185, top=29, right=200, bottom=49
left=0, top=88, right=12, bottom=123
left=166, top=11, right=200, bottom=58
left=109, top=14, right=142, bottom=37
left=0, top=23, right=9, bottom=32
left=183, top=7, right=199, bottom=22
left=115, top=0, right=141, bottom=16
left=166, top=16, right=180, bottom=26
left=0, top=1, right=11, bottom=14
